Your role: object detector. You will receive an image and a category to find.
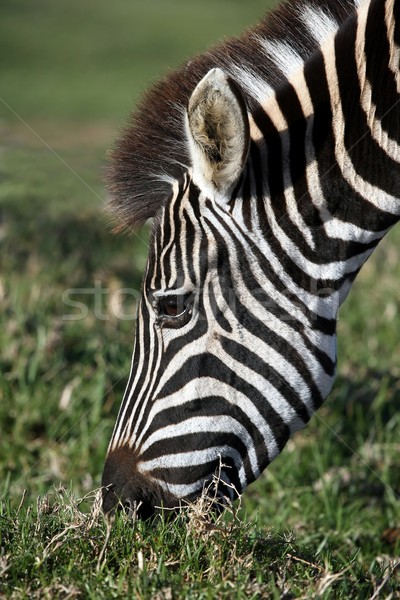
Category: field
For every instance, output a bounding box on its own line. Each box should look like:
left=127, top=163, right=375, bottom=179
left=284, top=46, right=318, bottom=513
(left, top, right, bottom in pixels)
left=0, top=0, right=399, bottom=597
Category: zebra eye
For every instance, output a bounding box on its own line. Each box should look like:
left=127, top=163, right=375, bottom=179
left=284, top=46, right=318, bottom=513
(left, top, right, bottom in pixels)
left=155, top=293, right=193, bottom=327
left=159, top=296, right=182, bottom=317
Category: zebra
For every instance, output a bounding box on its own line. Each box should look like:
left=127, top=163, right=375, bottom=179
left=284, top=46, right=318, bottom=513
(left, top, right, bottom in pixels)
left=102, top=0, right=400, bottom=518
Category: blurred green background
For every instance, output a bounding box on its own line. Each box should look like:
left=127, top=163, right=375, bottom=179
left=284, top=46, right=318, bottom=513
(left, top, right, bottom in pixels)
left=0, top=0, right=272, bottom=120
left=0, top=0, right=399, bottom=534
left=0, top=0, right=276, bottom=501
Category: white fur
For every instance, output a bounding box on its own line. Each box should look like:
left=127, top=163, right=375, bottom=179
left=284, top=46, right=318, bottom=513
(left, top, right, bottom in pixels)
left=260, top=38, right=304, bottom=78
left=300, top=5, right=338, bottom=45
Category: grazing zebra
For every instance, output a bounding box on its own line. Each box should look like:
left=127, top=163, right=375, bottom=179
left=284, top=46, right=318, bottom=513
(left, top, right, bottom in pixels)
left=102, top=0, right=400, bottom=518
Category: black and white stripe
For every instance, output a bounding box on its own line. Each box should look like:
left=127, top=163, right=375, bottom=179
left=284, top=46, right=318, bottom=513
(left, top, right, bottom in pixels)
left=102, top=0, right=400, bottom=516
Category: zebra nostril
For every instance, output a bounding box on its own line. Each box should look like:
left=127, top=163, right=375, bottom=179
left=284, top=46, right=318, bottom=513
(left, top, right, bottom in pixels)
left=123, top=498, right=156, bottom=521
left=121, top=498, right=135, bottom=518
left=137, top=500, right=156, bottom=521
left=102, top=484, right=119, bottom=515
left=102, top=489, right=156, bottom=520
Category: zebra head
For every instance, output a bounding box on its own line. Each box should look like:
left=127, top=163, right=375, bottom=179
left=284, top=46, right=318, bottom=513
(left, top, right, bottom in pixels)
left=102, top=67, right=338, bottom=518
left=101, top=0, right=400, bottom=520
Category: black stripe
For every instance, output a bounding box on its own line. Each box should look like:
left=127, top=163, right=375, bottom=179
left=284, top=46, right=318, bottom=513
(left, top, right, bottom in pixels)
left=205, top=200, right=338, bottom=332
left=220, top=336, right=311, bottom=422
left=365, top=0, right=400, bottom=139
left=207, top=217, right=337, bottom=372
left=116, top=299, right=160, bottom=437
left=154, top=353, right=290, bottom=455
left=304, top=44, right=399, bottom=235
left=149, top=456, right=243, bottom=495
left=142, top=399, right=265, bottom=484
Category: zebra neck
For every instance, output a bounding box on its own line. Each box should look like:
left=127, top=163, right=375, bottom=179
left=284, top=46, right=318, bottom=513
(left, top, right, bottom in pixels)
left=236, top=0, right=400, bottom=310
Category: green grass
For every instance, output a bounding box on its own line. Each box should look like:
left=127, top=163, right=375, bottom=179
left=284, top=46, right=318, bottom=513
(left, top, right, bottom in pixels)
left=0, top=485, right=398, bottom=598
left=0, top=0, right=399, bottom=597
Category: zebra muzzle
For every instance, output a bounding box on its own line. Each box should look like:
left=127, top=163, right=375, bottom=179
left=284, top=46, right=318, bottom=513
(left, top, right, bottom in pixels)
left=101, top=447, right=176, bottom=520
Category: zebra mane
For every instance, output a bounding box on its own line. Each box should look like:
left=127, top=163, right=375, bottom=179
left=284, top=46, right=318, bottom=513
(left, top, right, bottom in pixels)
left=107, top=0, right=359, bottom=232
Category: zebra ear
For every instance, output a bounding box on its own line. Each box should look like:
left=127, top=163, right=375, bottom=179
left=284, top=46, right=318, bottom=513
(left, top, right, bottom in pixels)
left=186, top=68, right=250, bottom=195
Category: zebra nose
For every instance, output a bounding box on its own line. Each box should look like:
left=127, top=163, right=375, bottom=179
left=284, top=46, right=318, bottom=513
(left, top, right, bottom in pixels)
left=101, top=476, right=158, bottom=520
left=101, top=447, right=161, bottom=519
left=102, top=484, right=156, bottom=520
left=124, top=498, right=156, bottom=520
left=101, top=483, right=120, bottom=514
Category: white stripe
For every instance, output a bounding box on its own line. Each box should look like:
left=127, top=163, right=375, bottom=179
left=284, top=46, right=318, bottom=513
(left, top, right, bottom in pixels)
left=213, top=341, right=310, bottom=433
left=209, top=202, right=340, bottom=320
left=229, top=65, right=274, bottom=104
left=160, top=186, right=180, bottom=289
left=212, top=257, right=335, bottom=398
left=111, top=300, right=150, bottom=450
left=138, top=446, right=247, bottom=489
left=385, top=0, right=400, bottom=93
left=300, top=5, right=339, bottom=45
left=140, top=416, right=260, bottom=479
left=156, top=478, right=207, bottom=499
left=122, top=300, right=164, bottom=446
left=140, top=376, right=279, bottom=456
left=260, top=38, right=304, bottom=78
left=324, top=218, right=390, bottom=242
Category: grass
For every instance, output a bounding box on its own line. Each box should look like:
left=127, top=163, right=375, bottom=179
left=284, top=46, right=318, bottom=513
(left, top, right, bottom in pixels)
left=0, top=0, right=399, bottom=597
left=1, top=487, right=398, bottom=599
left=0, top=0, right=270, bottom=121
